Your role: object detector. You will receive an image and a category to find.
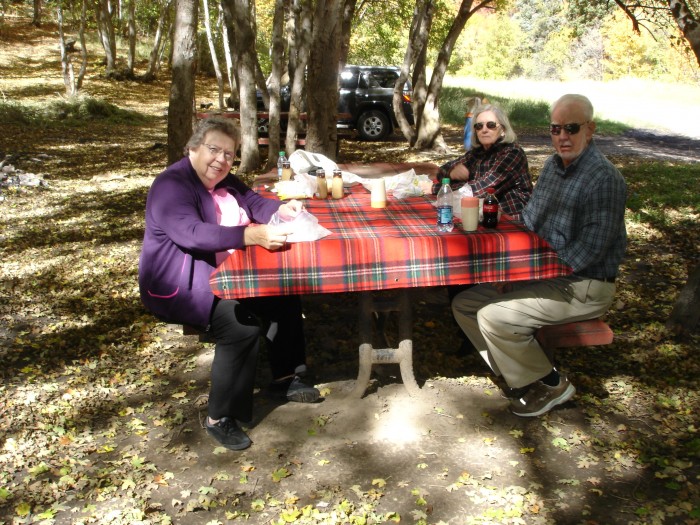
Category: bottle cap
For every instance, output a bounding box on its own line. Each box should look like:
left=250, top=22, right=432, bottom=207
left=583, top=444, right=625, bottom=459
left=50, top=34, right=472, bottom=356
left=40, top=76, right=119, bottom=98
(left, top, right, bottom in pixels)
left=442, top=178, right=450, bottom=184
left=279, top=151, right=285, bottom=156
left=486, top=187, right=495, bottom=194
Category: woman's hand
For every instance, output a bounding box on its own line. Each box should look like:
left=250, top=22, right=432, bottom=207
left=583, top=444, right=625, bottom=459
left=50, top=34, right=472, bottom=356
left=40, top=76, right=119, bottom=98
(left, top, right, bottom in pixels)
left=244, top=224, right=293, bottom=250
left=449, top=163, right=470, bottom=181
left=277, top=199, right=304, bottom=221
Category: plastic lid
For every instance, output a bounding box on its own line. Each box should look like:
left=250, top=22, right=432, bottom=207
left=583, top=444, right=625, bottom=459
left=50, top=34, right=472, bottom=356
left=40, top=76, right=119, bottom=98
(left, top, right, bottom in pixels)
left=486, top=187, right=495, bottom=194
left=442, top=178, right=450, bottom=184
left=279, top=151, right=285, bottom=156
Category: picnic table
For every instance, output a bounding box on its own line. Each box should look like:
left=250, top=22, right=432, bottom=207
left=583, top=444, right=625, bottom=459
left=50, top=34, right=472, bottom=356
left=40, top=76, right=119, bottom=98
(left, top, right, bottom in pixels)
left=209, top=163, right=572, bottom=396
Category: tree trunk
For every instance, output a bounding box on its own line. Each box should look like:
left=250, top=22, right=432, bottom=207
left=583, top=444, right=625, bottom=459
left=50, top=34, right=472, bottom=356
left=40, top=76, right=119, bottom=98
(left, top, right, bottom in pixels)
left=395, top=0, right=432, bottom=147
left=126, top=0, right=136, bottom=75
left=76, top=0, right=88, bottom=90
left=96, top=0, right=118, bottom=75
left=32, top=0, right=42, bottom=26
left=338, top=0, right=357, bottom=67
left=265, top=0, right=287, bottom=168
left=401, top=0, right=490, bottom=151
left=414, top=0, right=480, bottom=151
left=285, top=0, right=312, bottom=155
left=666, top=0, right=700, bottom=67
left=167, top=0, right=198, bottom=166
left=222, top=0, right=260, bottom=173
left=57, top=3, right=77, bottom=97
left=306, top=0, right=343, bottom=159
left=202, top=0, right=225, bottom=109
left=220, top=5, right=239, bottom=108
left=666, top=262, right=700, bottom=338
left=144, top=0, right=172, bottom=82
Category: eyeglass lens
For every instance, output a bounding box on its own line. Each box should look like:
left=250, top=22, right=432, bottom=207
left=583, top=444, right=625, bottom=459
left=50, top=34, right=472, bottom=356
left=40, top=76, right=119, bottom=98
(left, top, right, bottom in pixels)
left=204, top=144, right=235, bottom=163
left=474, top=121, right=498, bottom=131
left=550, top=122, right=586, bottom=136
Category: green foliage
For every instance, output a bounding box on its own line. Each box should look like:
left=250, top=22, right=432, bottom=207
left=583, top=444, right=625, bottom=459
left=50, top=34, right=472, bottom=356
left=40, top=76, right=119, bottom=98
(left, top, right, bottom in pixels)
left=452, top=12, right=524, bottom=78
left=0, top=97, right=147, bottom=127
left=623, top=162, right=700, bottom=227
left=347, top=0, right=415, bottom=65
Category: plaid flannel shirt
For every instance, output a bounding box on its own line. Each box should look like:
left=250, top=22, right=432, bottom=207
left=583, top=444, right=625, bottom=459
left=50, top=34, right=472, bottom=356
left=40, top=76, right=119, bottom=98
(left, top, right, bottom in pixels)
left=432, top=141, right=533, bottom=221
left=523, top=140, right=627, bottom=280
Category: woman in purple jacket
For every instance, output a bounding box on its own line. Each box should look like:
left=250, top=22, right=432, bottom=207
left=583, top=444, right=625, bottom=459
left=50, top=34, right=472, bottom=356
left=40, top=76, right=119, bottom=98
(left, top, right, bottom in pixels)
left=139, top=117, right=318, bottom=451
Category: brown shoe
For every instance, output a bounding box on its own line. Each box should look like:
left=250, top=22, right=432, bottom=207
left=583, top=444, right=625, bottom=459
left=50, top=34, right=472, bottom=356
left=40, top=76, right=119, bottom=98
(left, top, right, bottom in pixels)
left=509, top=374, right=576, bottom=417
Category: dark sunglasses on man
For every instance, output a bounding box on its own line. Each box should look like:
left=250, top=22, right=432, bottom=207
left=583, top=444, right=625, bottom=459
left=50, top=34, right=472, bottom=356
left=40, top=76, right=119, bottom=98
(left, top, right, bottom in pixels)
left=550, top=121, right=589, bottom=136
left=474, top=121, right=499, bottom=131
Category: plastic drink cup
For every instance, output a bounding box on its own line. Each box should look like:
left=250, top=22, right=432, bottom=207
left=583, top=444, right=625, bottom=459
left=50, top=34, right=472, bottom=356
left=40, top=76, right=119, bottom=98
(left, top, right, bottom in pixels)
left=461, top=196, right=479, bottom=231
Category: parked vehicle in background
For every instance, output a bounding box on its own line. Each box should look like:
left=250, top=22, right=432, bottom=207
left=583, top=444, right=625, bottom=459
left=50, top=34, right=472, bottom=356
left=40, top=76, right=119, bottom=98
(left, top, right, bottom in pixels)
left=257, top=65, right=414, bottom=141
left=337, top=65, right=414, bottom=141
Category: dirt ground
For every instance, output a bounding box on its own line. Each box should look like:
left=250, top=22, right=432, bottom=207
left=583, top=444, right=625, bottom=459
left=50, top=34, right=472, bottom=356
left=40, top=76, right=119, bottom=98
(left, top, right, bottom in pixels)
left=2, top=14, right=700, bottom=524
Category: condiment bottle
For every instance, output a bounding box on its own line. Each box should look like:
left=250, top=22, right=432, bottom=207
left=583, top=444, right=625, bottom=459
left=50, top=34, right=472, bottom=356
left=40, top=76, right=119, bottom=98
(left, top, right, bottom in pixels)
left=281, top=160, right=293, bottom=181
left=331, top=169, right=343, bottom=199
left=317, top=168, right=327, bottom=198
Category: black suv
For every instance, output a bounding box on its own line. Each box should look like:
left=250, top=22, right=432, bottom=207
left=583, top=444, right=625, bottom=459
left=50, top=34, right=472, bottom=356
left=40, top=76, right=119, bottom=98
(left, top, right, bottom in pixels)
left=337, top=65, right=414, bottom=140
left=258, top=65, right=414, bottom=141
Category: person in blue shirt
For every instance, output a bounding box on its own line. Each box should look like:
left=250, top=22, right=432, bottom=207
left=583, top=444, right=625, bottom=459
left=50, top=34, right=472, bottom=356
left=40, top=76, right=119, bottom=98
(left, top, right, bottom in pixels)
left=451, top=94, right=627, bottom=417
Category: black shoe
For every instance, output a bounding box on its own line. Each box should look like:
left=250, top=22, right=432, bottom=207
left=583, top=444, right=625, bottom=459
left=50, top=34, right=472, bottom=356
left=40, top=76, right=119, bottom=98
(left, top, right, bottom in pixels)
left=205, top=417, right=252, bottom=450
left=268, top=375, right=320, bottom=403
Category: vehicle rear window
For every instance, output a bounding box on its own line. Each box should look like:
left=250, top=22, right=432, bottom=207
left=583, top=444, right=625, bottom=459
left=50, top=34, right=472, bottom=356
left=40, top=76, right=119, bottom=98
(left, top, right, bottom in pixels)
left=339, top=70, right=359, bottom=89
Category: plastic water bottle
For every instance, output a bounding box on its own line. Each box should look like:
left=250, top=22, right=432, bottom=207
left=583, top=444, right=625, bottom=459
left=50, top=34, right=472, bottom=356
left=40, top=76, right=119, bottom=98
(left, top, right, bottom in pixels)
left=277, top=151, right=287, bottom=180
left=437, top=177, right=454, bottom=232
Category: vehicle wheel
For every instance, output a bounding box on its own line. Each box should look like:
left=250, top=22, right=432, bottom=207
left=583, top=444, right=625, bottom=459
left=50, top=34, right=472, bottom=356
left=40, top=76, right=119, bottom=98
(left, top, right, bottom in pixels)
left=357, top=110, right=391, bottom=141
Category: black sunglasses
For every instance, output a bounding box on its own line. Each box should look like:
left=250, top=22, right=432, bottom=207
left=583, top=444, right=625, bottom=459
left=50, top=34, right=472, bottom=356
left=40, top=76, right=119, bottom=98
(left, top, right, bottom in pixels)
left=474, top=121, right=499, bottom=131
left=550, top=121, right=589, bottom=135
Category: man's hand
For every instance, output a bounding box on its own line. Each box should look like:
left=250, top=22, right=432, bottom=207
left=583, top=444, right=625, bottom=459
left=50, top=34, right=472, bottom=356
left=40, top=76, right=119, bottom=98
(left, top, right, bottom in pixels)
left=244, top=224, right=293, bottom=250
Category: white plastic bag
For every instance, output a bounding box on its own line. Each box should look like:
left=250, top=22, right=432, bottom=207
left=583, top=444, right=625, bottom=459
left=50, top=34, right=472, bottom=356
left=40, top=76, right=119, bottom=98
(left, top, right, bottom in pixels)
left=268, top=209, right=332, bottom=243
left=384, top=169, right=433, bottom=199
left=289, top=150, right=339, bottom=175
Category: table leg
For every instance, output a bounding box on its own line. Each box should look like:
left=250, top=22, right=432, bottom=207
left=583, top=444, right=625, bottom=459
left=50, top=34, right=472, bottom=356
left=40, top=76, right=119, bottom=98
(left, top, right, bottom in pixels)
left=349, top=289, right=421, bottom=398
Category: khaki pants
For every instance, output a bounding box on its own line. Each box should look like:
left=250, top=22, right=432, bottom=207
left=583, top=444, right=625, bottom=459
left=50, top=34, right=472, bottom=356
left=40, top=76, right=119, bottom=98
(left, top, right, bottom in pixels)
left=451, top=277, right=616, bottom=389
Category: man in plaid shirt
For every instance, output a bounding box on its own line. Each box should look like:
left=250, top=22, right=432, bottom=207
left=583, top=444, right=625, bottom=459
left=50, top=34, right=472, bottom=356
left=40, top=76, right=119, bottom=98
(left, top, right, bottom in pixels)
left=451, top=94, right=627, bottom=417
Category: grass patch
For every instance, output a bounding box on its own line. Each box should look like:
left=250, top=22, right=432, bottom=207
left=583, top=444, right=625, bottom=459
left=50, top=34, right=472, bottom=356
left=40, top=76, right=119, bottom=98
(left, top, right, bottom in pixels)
left=0, top=96, right=149, bottom=127
left=439, top=85, right=631, bottom=136
left=623, top=160, right=700, bottom=227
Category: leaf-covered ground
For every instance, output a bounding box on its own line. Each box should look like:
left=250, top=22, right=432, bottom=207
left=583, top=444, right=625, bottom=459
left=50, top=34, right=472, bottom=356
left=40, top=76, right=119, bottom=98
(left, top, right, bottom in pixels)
left=2, top=14, right=700, bottom=525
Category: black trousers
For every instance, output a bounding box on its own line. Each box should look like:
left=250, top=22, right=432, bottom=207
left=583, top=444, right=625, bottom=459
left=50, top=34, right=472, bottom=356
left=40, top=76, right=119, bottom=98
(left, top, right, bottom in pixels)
left=206, top=295, right=306, bottom=422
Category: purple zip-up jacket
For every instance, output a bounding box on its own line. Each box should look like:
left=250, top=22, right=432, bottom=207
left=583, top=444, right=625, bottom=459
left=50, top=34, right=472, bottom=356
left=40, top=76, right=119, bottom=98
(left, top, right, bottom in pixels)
left=138, top=157, right=281, bottom=330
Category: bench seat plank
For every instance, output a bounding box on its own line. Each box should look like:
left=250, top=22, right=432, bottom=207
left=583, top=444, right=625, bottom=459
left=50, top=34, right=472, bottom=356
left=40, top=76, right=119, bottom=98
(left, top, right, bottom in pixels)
left=536, top=319, right=613, bottom=349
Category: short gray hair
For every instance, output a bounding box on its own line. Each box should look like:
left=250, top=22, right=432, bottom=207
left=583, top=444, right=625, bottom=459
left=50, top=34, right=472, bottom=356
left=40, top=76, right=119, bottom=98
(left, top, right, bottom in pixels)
left=184, top=116, right=241, bottom=155
left=470, top=103, right=517, bottom=149
left=551, top=94, right=594, bottom=121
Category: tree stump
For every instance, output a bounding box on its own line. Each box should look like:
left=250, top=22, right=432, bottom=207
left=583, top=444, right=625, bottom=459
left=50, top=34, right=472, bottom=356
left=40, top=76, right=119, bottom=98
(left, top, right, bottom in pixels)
left=666, top=263, right=700, bottom=339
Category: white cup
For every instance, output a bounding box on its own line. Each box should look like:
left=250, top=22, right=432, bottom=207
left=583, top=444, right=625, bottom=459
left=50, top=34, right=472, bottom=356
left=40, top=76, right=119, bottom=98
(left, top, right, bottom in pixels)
left=371, top=178, right=387, bottom=208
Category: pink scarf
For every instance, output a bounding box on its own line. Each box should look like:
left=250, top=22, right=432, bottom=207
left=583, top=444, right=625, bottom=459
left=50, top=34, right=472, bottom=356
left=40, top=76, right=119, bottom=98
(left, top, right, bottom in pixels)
left=211, top=188, right=251, bottom=266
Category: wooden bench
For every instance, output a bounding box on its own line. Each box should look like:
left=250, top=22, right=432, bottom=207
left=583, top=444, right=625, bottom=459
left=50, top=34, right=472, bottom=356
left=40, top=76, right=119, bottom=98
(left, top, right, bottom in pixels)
left=536, top=318, right=614, bottom=361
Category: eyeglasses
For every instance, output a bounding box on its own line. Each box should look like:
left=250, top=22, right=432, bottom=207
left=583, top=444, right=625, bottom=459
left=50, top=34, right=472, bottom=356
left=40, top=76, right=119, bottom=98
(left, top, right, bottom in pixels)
left=549, top=121, right=589, bottom=136
left=203, top=143, right=235, bottom=163
left=474, top=121, right=499, bottom=131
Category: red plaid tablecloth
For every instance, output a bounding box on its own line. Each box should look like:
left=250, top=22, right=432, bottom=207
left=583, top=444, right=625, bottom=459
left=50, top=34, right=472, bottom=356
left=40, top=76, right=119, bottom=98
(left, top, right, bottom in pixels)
left=210, top=176, right=571, bottom=300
